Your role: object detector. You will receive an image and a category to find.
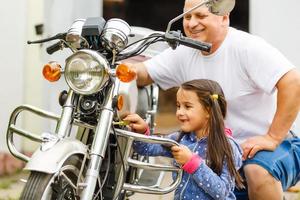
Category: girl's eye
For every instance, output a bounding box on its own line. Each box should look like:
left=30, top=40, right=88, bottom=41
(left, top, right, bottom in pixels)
left=185, top=105, right=192, bottom=109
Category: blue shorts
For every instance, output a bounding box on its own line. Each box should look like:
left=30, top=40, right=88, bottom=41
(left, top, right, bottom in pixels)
left=234, top=134, right=300, bottom=199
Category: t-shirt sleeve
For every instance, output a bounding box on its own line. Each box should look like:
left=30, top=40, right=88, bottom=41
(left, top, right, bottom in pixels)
left=144, top=47, right=184, bottom=90
left=243, top=36, right=295, bottom=94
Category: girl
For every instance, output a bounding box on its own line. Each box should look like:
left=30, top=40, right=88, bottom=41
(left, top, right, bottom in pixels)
left=123, top=79, right=243, bottom=200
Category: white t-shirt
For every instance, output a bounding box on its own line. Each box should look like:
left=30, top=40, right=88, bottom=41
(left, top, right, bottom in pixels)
left=144, top=27, right=295, bottom=143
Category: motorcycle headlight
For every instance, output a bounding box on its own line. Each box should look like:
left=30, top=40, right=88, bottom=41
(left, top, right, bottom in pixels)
left=65, top=50, right=109, bottom=95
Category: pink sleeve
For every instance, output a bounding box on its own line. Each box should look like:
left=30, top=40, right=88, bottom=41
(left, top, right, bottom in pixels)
left=182, top=154, right=203, bottom=174
left=225, top=128, right=233, bottom=137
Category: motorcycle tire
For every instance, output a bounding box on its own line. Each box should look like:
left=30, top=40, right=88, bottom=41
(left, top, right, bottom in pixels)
left=20, top=154, right=84, bottom=200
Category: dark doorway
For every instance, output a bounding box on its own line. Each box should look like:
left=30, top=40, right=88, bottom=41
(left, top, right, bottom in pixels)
left=230, top=0, right=249, bottom=32
left=103, top=0, right=249, bottom=33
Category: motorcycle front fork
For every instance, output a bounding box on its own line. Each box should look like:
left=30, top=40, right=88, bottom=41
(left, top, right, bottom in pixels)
left=80, top=81, right=120, bottom=200
left=80, top=108, right=114, bottom=200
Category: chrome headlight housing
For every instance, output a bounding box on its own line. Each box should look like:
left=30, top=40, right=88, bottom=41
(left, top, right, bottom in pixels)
left=64, top=50, right=109, bottom=95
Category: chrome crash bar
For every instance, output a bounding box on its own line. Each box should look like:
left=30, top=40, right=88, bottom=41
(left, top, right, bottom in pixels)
left=115, top=128, right=183, bottom=195
left=6, top=104, right=94, bottom=162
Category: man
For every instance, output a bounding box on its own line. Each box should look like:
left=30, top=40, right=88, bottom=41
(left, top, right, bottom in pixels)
left=130, top=0, right=300, bottom=199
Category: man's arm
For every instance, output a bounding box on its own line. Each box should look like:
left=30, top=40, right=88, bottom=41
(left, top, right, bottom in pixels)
left=242, top=69, right=300, bottom=159
left=268, top=69, right=300, bottom=141
left=131, top=62, right=154, bottom=87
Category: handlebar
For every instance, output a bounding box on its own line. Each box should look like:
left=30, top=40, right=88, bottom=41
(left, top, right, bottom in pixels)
left=46, top=41, right=63, bottom=55
left=117, top=30, right=212, bottom=61
left=27, top=27, right=211, bottom=59
left=177, top=35, right=211, bottom=52
left=165, top=31, right=211, bottom=52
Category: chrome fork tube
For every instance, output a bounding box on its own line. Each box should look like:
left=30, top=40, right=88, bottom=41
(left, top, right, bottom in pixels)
left=55, top=90, right=77, bottom=138
left=81, top=80, right=119, bottom=200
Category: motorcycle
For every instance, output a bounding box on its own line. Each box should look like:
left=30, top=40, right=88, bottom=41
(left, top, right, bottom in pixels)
left=6, top=0, right=234, bottom=199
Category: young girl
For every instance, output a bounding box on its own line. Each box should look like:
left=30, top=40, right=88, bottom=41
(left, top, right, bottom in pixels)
left=123, top=79, right=243, bottom=200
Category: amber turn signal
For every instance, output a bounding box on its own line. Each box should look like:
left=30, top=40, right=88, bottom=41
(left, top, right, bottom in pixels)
left=43, top=61, right=62, bottom=82
left=116, top=64, right=136, bottom=83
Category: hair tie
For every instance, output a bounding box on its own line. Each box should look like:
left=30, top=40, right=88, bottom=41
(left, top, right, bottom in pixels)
left=211, top=94, right=219, bottom=100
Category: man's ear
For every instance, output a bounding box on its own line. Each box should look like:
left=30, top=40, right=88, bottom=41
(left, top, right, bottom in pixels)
left=221, top=14, right=230, bottom=26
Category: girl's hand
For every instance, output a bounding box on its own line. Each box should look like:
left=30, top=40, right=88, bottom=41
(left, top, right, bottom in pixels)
left=171, top=145, right=193, bottom=165
left=122, top=114, right=148, bottom=134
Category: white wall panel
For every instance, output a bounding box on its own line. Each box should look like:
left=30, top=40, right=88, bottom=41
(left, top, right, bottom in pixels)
left=250, top=0, right=300, bottom=133
left=0, top=0, right=26, bottom=151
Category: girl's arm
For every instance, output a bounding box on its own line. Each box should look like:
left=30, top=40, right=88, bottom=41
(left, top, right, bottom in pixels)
left=123, top=113, right=179, bottom=157
left=133, top=140, right=172, bottom=157
left=186, top=139, right=242, bottom=199
left=133, top=131, right=181, bottom=157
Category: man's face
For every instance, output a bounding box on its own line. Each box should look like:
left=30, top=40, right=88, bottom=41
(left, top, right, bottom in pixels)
left=183, top=0, right=228, bottom=45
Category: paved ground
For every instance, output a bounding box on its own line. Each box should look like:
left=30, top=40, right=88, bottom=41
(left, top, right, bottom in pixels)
left=0, top=171, right=28, bottom=200
left=0, top=171, right=300, bottom=200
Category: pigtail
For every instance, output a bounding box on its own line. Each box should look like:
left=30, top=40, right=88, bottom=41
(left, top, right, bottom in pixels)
left=207, top=95, right=244, bottom=188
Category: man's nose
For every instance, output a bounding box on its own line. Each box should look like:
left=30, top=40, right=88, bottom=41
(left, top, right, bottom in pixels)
left=188, top=16, right=199, bottom=28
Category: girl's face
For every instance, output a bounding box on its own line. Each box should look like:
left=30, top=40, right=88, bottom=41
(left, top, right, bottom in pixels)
left=176, top=88, right=209, bottom=137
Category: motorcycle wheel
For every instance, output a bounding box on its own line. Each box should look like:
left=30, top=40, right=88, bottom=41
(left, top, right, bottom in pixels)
left=20, top=155, right=84, bottom=200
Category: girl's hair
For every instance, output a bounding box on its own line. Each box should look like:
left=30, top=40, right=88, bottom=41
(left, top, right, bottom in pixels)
left=179, top=79, right=243, bottom=188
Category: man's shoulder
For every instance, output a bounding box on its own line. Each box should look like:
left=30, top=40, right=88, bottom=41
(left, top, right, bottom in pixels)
left=229, top=27, right=255, bottom=39
left=227, top=27, right=269, bottom=52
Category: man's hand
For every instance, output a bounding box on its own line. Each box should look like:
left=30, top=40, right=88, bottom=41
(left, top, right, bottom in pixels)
left=241, top=134, right=281, bottom=160
left=171, top=145, right=193, bottom=165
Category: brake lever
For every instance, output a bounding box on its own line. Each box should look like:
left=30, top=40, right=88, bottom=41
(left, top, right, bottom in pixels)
left=27, top=33, right=67, bottom=44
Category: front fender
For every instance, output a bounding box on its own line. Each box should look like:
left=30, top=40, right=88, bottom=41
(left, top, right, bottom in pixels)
left=24, top=138, right=87, bottom=174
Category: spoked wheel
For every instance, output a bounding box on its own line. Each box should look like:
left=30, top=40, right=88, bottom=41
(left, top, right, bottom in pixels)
left=20, top=155, right=84, bottom=200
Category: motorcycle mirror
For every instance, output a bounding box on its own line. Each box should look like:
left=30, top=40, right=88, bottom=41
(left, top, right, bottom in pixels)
left=209, top=0, right=235, bottom=16
left=166, top=0, right=235, bottom=32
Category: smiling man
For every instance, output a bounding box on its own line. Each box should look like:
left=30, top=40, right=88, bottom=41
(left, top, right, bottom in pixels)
left=129, top=0, right=300, bottom=199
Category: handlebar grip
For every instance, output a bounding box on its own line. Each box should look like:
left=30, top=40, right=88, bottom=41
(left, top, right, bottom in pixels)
left=179, top=36, right=211, bottom=52
left=46, top=41, right=62, bottom=55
